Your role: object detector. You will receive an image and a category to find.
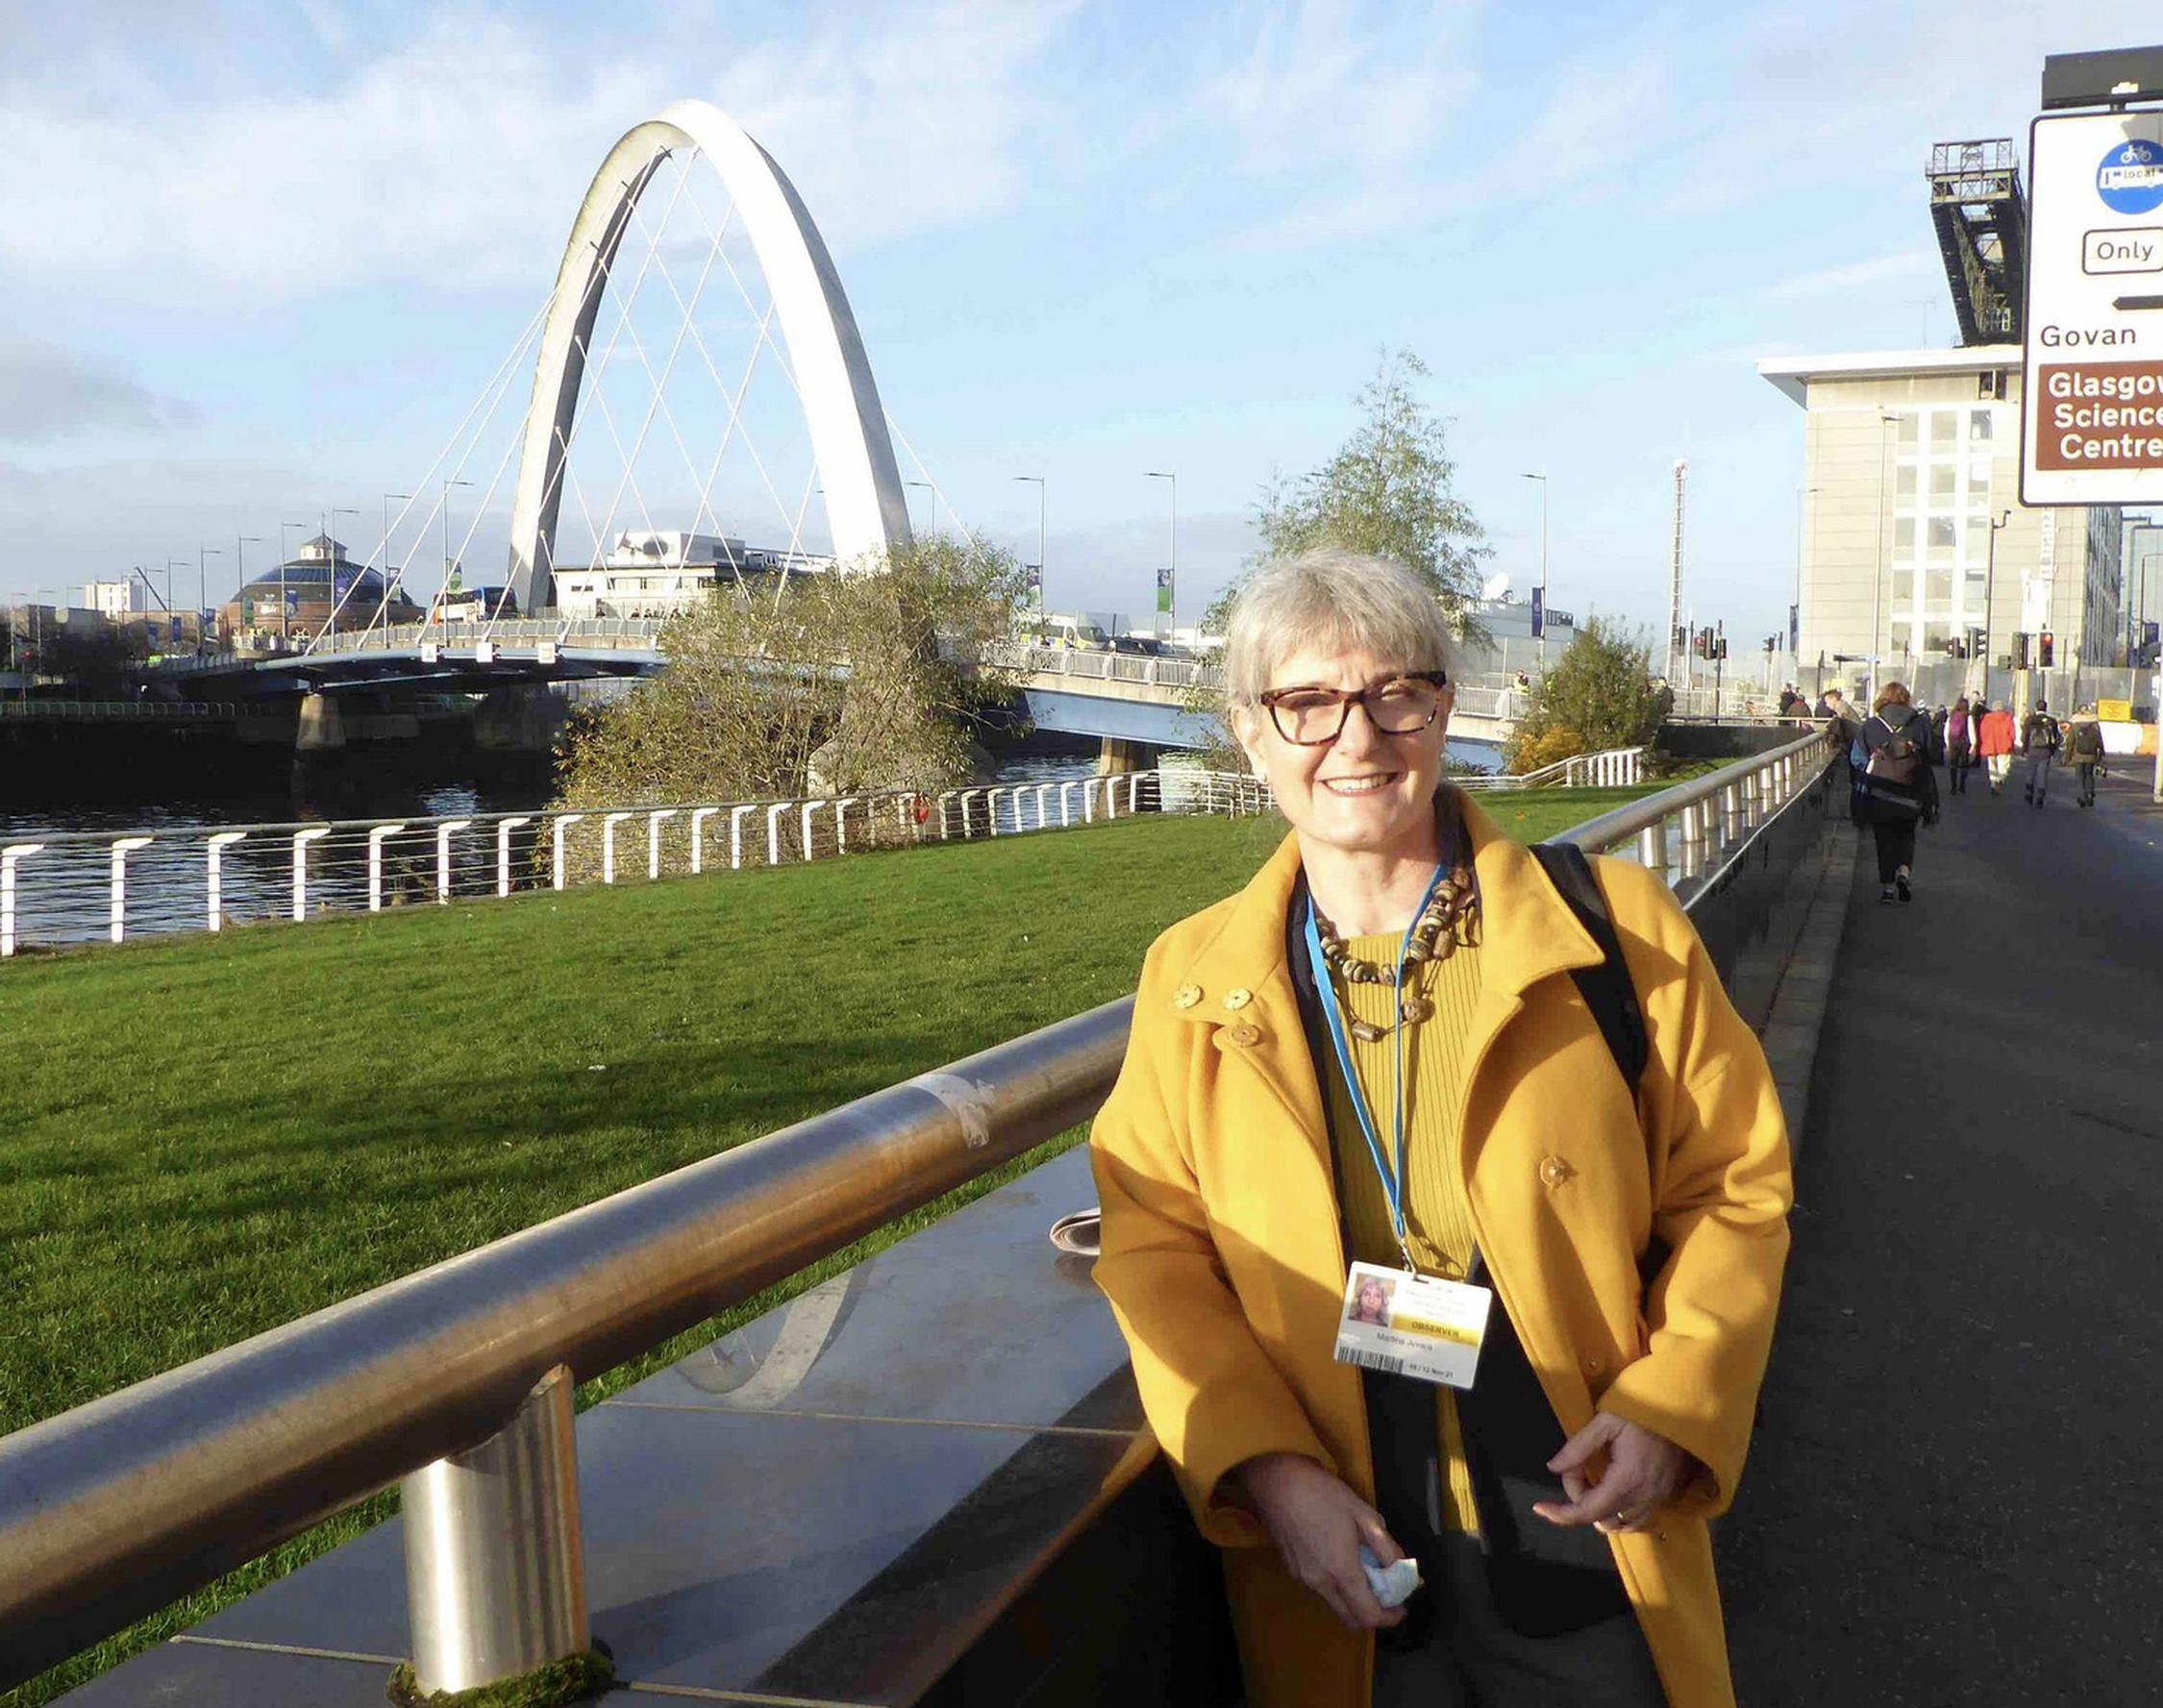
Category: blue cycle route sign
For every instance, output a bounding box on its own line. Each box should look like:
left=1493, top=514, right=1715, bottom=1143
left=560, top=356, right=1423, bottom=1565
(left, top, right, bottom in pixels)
left=2097, top=138, right=2163, bottom=215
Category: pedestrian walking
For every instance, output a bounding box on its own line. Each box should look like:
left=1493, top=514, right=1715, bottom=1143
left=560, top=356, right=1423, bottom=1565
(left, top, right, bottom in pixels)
left=1855, top=682, right=1939, bottom=903
left=1977, top=700, right=2017, bottom=795
left=1928, top=704, right=1949, bottom=766
left=1944, top=696, right=1974, bottom=794
left=2021, top=699, right=2060, bottom=807
left=2065, top=704, right=2106, bottom=807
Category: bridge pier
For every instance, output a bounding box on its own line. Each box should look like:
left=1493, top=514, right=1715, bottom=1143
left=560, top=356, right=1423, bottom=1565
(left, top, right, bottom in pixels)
left=1096, top=736, right=1160, bottom=776
left=474, top=687, right=568, bottom=755
left=295, top=693, right=345, bottom=753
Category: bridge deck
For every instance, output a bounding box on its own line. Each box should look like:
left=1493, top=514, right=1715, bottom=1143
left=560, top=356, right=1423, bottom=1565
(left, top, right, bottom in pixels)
left=1721, top=765, right=2163, bottom=1702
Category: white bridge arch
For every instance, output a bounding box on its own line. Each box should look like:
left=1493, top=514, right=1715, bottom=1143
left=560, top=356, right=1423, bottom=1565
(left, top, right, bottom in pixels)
left=505, top=98, right=913, bottom=613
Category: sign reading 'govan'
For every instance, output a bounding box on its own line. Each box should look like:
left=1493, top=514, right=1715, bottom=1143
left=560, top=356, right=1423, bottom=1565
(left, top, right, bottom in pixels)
left=2024, top=110, right=2163, bottom=504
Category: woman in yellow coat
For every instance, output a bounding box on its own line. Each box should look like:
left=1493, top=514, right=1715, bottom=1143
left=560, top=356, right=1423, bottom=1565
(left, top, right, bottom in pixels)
left=1090, top=550, right=1791, bottom=1707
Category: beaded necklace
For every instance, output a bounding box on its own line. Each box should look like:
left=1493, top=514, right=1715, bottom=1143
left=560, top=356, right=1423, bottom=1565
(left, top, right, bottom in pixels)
left=1310, top=863, right=1478, bottom=1040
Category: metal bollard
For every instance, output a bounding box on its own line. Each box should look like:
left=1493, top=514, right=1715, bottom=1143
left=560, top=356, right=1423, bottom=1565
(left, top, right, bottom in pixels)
left=1639, top=815, right=1671, bottom=876
left=401, top=1364, right=587, bottom=1697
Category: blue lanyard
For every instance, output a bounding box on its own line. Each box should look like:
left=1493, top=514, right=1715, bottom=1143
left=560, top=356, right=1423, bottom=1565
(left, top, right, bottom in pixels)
left=1303, top=863, right=1448, bottom=1275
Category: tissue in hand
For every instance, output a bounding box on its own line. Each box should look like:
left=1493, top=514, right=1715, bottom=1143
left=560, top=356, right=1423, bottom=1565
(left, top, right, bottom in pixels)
left=1358, top=1545, right=1422, bottom=1610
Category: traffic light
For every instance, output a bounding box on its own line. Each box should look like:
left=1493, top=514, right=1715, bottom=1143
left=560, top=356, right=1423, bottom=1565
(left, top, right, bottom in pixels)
left=1671, top=624, right=1687, bottom=653
left=2038, top=630, right=2055, bottom=668
left=2013, top=631, right=2030, bottom=668
left=1944, top=636, right=1963, bottom=659
left=1692, top=629, right=1707, bottom=658
left=1714, top=632, right=1728, bottom=661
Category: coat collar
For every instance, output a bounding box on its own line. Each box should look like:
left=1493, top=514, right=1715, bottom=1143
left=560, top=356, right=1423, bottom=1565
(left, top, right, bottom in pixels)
left=1157, top=787, right=1614, bottom=1168
left=1167, top=788, right=1608, bottom=1026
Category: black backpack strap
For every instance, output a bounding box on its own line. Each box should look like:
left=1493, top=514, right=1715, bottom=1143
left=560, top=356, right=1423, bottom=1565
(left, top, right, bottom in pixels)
left=1529, top=842, right=1648, bottom=1096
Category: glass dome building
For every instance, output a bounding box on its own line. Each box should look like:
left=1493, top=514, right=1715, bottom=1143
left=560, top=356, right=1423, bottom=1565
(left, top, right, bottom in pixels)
left=220, top=533, right=427, bottom=639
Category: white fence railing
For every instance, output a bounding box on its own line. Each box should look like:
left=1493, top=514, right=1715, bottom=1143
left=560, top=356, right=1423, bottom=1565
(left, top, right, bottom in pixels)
left=1454, top=747, right=1644, bottom=791
left=0, top=768, right=1276, bottom=959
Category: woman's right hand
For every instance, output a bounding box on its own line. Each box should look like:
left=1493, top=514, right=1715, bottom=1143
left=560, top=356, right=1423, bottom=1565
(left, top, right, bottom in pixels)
left=1231, top=1452, right=1407, bottom=1630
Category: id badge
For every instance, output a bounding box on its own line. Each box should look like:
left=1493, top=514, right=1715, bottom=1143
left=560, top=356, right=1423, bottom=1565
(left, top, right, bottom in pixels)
left=1334, top=1259, right=1492, bottom=1389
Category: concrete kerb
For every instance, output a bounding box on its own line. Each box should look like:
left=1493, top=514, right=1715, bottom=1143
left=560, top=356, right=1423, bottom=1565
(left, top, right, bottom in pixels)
left=1753, top=816, right=1862, bottom=1159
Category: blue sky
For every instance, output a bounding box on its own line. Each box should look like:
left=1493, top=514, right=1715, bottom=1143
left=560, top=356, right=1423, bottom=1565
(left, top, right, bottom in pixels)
left=0, top=0, right=2132, bottom=640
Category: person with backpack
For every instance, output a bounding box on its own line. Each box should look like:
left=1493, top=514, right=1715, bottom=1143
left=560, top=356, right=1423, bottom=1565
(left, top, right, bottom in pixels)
left=1091, top=549, right=1792, bottom=1708
left=1856, top=682, right=1939, bottom=902
left=1977, top=699, right=2018, bottom=795
left=2065, top=704, right=2106, bottom=807
left=2020, top=698, right=2061, bottom=807
left=1944, top=696, right=1974, bottom=795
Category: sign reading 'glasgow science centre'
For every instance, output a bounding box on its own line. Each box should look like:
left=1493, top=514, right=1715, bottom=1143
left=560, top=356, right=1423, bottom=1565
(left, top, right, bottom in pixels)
left=2025, top=110, right=2163, bottom=504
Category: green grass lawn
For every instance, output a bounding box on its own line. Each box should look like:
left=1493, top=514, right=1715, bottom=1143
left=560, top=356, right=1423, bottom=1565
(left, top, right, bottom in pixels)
left=0, top=785, right=1654, bottom=1706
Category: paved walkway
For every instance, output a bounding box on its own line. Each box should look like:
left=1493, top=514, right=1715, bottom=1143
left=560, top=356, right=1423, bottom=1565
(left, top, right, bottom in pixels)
left=1721, top=763, right=2163, bottom=1704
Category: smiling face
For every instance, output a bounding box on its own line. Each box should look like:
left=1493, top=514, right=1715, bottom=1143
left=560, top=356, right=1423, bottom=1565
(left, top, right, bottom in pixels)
left=1231, top=644, right=1453, bottom=864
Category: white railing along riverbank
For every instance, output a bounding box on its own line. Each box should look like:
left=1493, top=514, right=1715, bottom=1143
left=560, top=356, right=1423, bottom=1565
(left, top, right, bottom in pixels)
left=0, top=767, right=1273, bottom=959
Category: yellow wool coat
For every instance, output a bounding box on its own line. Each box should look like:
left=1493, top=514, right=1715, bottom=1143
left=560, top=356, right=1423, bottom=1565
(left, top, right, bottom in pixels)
left=1089, top=796, right=1793, bottom=1708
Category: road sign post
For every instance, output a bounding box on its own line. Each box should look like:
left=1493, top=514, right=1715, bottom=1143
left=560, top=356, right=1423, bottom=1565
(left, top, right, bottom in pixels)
left=2023, top=108, right=2163, bottom=507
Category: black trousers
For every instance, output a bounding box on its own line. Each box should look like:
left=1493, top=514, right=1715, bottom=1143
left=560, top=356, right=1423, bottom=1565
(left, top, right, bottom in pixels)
left=1872, top=817, right=1917, bottom=883
left=1372, top=1537, right=1667, bottom=1707
left=1947, top=739, right=1971, bottom=790
left=2076, top=760, right=2099, bottom=804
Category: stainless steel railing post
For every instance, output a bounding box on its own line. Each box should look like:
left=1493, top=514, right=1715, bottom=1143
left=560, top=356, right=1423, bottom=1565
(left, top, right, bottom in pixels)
left=401, top=1364, right=588, bottom=1696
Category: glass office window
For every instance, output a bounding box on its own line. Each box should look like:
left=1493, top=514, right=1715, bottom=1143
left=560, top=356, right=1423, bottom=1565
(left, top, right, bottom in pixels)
left=1892, top=567, right=1916, bottom=601
left=1895, top=517, right=1916, bottom=553
left=1890, top=619, right=1914, bottom=654
left=1897, top=464, right=1918, bottom=498
left=1930, top=413, right=1957, bottom=450
left=1969, top=410, right=1994, bottom=442
left=1897, top=413, right=1920, bottom=446
left=1930, top=466, right=1955, bottom=503
left=1927, top=567, right=1953, bottom=604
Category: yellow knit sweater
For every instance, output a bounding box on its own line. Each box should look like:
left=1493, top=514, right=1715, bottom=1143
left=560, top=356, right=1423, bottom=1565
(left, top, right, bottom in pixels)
left=1325, top=925, right=1485, bottom=1534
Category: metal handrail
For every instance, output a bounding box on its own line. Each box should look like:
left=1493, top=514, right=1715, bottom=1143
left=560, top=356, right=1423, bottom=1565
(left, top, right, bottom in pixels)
left=1560, top=729, right=1831, bottom=854
left=0, top=1003, right=1132, bottom=1689
left=0, top=733, right=1837, bottom=1690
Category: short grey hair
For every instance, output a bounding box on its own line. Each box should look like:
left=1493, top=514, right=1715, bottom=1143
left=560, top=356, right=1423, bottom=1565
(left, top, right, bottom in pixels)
left=1223, top=548, right=1454, bottom=705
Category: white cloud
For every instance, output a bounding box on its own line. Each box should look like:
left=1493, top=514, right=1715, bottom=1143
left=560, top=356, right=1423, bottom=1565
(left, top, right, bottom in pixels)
left=0, top=3, right=1081, bottom=306
left=0, top=341, right=192, bottom=440
left=1758, top=250, right=1936, bottom=303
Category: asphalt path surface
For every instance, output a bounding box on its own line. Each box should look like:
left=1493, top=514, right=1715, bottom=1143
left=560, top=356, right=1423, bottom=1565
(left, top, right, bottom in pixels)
left=1720, top=761, right=2163, bottom=1705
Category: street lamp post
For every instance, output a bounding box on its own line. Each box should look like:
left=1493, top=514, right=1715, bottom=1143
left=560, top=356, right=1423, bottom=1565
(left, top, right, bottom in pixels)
left=1982, top=508, right=2011, bottom=699
left=905, top=480, right=937, bottom=538
left=383, top=493, right=411, bottom=639
left=328, top=507, right=360, bottom=640
left=278, top=523, right=309, bottom=643
left=1870, top=412, right=1899, bottom=705
left=164, top=558, right=187, bottom=617
left=1012, top=476, right=1046, bottom=612
left=440, top=480, right=473, bottom=620
left=235, top=536, right=261, bottom=652
left=1520, top=472, right=1549, bottom=676
left=195, top=546, right=221, bottom=647
left=1793, top=484, right=1819, bottom=679
left=1145, top=471, right=1177, bottom=638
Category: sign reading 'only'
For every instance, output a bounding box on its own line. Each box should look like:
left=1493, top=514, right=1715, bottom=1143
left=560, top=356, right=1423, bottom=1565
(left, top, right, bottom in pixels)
left=2025, top=110, right=2163, bottom=504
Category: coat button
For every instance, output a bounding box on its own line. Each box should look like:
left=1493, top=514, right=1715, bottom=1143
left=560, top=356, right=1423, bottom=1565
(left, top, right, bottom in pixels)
left=1539, top=1155, right=1576, bottom=1189
left=1174, top=984, right=1203, bottom=1010
left=1583, top=1354, right=1604, bottom=1374
left=1222, top=987, right=1254, bottom=1011
left=1226, top=1024, right=1263, bottom=1047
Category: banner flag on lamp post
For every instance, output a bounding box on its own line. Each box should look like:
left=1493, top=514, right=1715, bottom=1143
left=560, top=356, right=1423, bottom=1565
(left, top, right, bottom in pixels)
left=1156, top=566, right=1174, bottom=612
left=1529, top=585, right=1545, bottom=639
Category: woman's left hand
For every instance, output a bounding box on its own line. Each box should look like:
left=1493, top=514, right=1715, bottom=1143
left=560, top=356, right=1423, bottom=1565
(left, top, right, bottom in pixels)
left=1532, top=1411, right=1692, bottom=1535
